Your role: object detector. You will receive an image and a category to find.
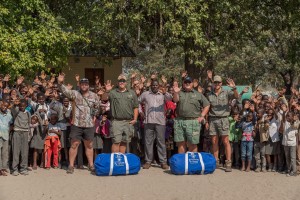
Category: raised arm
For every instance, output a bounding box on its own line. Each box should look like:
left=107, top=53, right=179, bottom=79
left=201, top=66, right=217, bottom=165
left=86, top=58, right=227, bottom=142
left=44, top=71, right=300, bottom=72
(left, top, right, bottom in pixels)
left=57, top=73, right=75, bottom=100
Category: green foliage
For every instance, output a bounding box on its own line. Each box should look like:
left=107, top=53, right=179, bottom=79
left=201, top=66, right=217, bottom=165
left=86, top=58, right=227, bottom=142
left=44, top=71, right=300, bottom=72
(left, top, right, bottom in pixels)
left=0, top=0, right=79, bottom=77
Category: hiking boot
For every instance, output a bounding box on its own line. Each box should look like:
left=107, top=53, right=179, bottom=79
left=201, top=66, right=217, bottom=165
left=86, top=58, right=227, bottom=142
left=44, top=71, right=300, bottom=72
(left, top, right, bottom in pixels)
left=143, top=163, right=151, bottom=169
left=225, top=160, right=232, bottom=172
left=12, top=171, right=19, bottom=176
left=216, top=159, right=221, bottom=168
left=161, top=163, right=169, bottom=170
left=20, top=170, right=29, bottom=175
left=66, top=166, right=74, bottom=174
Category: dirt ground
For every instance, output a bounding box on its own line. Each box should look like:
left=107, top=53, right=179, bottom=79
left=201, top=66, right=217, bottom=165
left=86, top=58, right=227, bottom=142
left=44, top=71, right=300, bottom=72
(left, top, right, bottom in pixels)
left=0, top=166, right=300, bottom=200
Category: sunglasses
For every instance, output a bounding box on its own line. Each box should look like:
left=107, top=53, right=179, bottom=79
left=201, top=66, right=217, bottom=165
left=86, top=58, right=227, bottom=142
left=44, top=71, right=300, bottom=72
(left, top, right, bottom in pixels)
left=184, top=81, right=192, bottom=84
left=214, top=81, right=221, bottom=84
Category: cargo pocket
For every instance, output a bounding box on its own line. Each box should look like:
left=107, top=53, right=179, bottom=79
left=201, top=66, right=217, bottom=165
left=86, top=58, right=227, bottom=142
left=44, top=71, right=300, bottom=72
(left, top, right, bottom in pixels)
left=221, top=118, right=229, bottom=131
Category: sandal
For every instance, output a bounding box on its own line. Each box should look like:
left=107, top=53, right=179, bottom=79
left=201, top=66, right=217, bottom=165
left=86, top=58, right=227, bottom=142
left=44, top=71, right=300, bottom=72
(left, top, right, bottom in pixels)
left=1, top=170, right=8, bottom=176
left=88, top=165, right=95, bottom=172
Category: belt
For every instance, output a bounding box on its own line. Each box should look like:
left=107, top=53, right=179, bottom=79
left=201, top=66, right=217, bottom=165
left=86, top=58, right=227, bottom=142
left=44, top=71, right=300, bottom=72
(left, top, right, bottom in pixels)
left=180, top=117, right=198, bottom=120
left=209, top=116, right=228, bottom=119
left=113, top=118, right=131, bottom=121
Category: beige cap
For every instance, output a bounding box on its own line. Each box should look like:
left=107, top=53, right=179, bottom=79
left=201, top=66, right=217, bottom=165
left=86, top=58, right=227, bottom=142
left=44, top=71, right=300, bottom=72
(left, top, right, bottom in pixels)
left=213, top=75, right=222, bottom=82
left=117, top=74, right=127, bottom=81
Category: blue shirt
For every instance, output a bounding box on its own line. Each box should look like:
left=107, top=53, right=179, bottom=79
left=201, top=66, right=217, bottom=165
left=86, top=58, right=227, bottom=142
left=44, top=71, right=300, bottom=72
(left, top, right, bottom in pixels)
left=0, top=110, right=13, bottom=140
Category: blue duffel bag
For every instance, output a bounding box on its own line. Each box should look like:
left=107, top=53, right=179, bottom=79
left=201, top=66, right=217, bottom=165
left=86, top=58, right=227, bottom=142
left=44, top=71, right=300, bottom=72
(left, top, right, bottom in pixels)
left=169, top=152, right=216, bottom=175
left=94, top=153, right=141, bottom=176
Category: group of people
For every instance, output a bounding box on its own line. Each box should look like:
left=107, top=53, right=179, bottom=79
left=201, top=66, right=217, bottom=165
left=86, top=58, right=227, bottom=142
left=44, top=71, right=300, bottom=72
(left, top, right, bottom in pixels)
left=0, top=70, right=299, bottom=177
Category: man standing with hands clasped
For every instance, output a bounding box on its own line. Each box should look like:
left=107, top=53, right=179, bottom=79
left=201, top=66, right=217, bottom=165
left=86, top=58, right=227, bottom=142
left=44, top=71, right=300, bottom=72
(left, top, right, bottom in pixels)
left=173, top=76, right=210, bottom=153
left=139, top=79, right=172, bottom=170
left=102, top=74, right=139, bottom=153
left=206, top=75, right=239, bottom=172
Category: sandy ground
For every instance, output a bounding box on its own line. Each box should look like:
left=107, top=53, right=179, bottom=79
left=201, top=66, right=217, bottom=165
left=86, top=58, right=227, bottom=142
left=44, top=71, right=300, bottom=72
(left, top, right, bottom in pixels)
left=0, top=166, right=300, bottom=200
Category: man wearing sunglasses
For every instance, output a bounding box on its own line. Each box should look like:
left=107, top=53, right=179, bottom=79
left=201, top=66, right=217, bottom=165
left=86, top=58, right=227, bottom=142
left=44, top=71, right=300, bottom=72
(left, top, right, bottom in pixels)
left=173, top=77, right=210, bottom=153
left=207, top=75, right=239, bottom=172
left=102, top=74, right=139, bottom=153
left=57, top=73, right=100, bottom=174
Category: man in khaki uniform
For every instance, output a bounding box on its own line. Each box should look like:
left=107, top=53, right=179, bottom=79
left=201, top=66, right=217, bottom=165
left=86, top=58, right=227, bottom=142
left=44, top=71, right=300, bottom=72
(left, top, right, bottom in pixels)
left=102, top=74, right=139, bottom=153
left=173, top=77, right=210, bottom=153
left=206, top=75, right=238, bottom=172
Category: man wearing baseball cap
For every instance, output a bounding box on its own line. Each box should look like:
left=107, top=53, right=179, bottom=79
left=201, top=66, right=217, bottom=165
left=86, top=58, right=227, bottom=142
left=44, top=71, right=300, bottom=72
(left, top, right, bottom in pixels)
left=57, top=74, right=100, bottom=174
left=206, top=75, right=239, bottom=172
left=102, top=74, right=139, bottom=153
left=173, top=76, right=210, bottom=153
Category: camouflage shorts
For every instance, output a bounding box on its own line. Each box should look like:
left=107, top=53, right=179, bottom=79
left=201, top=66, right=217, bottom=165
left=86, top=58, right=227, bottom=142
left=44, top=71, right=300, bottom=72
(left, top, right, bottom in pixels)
left=174, top=118, right=201, bottom=144
left=209, top=117, right=229, bottom=136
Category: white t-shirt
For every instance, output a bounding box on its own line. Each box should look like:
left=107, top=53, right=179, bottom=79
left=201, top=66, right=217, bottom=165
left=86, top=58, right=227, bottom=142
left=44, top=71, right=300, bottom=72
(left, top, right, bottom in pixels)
left=269, top=118, right=280, bottom=142
left=282, top=121, right=299, bottom=146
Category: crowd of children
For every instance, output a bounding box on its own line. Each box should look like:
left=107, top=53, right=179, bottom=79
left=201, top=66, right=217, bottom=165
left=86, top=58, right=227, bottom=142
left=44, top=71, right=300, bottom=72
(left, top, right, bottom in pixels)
left=0, top=71, right=299, bottom=177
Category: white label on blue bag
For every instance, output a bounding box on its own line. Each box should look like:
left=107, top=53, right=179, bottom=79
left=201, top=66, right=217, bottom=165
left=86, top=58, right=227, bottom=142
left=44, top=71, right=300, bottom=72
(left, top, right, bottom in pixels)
left=188, top=152, right=200, bottom=164
left=109, top=153, right=129, bottom=176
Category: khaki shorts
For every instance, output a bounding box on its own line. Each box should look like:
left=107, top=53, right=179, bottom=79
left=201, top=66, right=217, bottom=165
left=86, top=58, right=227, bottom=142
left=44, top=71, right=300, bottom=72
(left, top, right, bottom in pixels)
left=174, top=118, right=201, bottom=144
left=110, top=120, right=134, bottom=144
left=209, top=117, right=229, bottom=136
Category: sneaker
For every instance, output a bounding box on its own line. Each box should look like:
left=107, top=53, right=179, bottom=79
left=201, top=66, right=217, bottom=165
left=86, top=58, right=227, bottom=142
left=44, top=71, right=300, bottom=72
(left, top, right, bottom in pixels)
left=287, top=172, right=297, bottom=177
left=66, top=166, right=74, bottom=174
left=12, top=171, right=19, bottom=176
left=161, top=163, right=169, bottom=170
left=20, top=170, right=29, bottom=175
left=267, top=164, right=273, bottom=172
left=272, top=167, right=277, bottom=172
left=143, top=163, right=151, bottom=169
left=255, top=167, right=260, bottom=173
left=225, top=160, right=232, bottom=172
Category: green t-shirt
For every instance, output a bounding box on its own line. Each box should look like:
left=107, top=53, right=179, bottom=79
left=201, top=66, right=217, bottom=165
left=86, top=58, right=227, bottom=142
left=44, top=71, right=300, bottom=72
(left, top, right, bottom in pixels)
left=176, top=89, right=210, bottom=118
left=229, top=117, right=242, bottom=142
left=109, top=88, right=139, bottom=120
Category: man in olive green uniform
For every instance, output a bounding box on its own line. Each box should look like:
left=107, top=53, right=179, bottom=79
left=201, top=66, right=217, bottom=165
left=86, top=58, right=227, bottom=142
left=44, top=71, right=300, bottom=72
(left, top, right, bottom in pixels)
left=207, top=75, right=238, bottom=172
left=103, top=75, right=139, bottom=153
left=173, top=77, right=210, bottom=153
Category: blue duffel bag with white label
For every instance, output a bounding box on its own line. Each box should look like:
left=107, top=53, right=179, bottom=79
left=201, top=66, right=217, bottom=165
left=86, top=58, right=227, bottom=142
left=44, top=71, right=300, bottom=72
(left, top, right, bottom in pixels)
left=169, top=152, right=216, bottom=175
left=94, top=153, right=141, bottom=176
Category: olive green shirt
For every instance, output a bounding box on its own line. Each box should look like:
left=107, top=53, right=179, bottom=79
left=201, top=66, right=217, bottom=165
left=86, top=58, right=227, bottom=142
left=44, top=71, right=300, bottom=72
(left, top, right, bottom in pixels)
left=176, top=89, right=210, bottom=118
left=207, top=89, right=234, bottom=117
left=109, top=88, right=139, bottom=120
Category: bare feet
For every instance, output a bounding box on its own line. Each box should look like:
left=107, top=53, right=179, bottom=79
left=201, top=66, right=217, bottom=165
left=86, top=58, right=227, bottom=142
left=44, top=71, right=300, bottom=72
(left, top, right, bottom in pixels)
left=246, top=167, right=250, bottom=172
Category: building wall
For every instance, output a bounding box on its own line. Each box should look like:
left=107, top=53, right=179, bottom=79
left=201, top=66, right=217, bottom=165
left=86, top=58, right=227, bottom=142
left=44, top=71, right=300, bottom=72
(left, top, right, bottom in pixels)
left=61, top=57, right=122, bottom=86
